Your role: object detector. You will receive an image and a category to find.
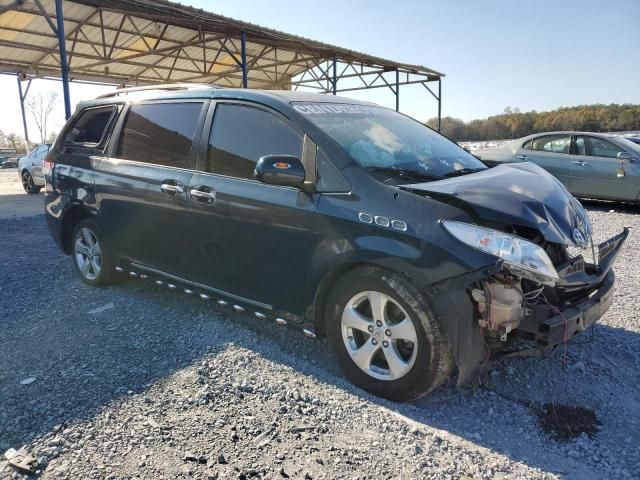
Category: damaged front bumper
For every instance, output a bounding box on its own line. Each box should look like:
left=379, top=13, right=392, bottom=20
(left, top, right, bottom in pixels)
left=517, top=228, right=628, bottom=346
left=427, top=228, right=628, bottom=387
left=517, top=268, right=615, bottom=346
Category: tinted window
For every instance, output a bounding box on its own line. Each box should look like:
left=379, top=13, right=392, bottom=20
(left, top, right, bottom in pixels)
left=522, top=139, right=532, bottom=150
left=118, top=102, right=203, bottom=168
left=531, top=135, right=571, bottom=154
left=206, top=104, right=302, bottom=179
left=316, top=150, right=350, bottom=192
left=66, top=107, right=115, bottom=144
left=574, top=136, right=623, bottom=158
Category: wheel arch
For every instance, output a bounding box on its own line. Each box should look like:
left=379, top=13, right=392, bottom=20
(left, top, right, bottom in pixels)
left=60, top=204, right=95, bottom=254
left=310, top=258, right=423, bottom=337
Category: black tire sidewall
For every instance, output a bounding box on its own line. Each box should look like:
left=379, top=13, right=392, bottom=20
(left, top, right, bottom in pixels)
left=22, top=171, right=40, bottom=194
left=71, top=219, right=115, bottom=287
left=325, top=266, right=452, bottom=401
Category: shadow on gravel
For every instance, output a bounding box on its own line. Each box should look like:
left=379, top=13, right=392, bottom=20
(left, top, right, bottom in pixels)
left=1, top=215, right=639, bottom=479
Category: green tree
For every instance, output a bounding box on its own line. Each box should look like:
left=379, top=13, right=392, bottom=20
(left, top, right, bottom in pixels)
left=426, top=103, right=640, bottom=141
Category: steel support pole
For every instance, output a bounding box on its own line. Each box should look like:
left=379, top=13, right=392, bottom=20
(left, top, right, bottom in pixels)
left=241, top=31, right=248, bottom=88
left=437, top=78, right=442, bottom=132
left=55, top=0, right=71, bottom=119
left=17, top=76, right=30, bottom=148
left=395, top=69, right=399, bottom=112
left=332, top=54, right=337, bottom=95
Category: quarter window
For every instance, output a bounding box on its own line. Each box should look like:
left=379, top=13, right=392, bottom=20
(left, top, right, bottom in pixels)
left=66, top=106, right=115, bottom=144
left=531, top=135, right=571, bottom=154
left=118, top=102, right=203, bottom=168
left=206, top=103, right=302, bottom=180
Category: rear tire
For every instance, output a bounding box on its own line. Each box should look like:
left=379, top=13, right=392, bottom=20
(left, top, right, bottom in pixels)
left=71, top=219, right=121, bottom=287
left=21, top=170, right=40, bottom=194
left=325, top=265, right=454, bottom=401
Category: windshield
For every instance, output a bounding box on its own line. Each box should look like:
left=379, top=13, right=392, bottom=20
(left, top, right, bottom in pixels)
left=294, top=102, right=487, bottom=183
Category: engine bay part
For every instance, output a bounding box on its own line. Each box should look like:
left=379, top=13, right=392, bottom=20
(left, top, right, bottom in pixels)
left=472, top=276, right=524, bottom=339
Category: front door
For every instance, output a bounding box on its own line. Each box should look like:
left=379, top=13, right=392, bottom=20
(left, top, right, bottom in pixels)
left=524, top=134, right=574, bottom=188
left=184, top=102, right=317, bottom=318
left=95, top=100, right=206, bottom=275
left=30, top=144, right=50, bottom=183
left=570, top=135, right=638, bottom=201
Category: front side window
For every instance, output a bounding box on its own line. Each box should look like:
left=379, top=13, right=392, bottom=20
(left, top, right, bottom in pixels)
left=118, top=102, right=203, bottom=168
left=293, top=102, right=486, bottom=183
left=531, top=135, right=571, bottom=154
left=206, top=103, right=302, bottom=180
left=35, top=145, right=50, bottom=158
left=574, top=136, right=624, bottom=159
left=66, top=106, right=115, bottom=144
left=32, top=145, right=46, bottom=157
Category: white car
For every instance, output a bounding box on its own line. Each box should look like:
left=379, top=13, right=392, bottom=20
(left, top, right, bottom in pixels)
left=17, top=143, right=51, bottom=194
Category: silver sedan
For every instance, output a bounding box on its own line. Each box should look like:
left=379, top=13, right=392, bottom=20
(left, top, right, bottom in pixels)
left=478, top=132, right=640, bottom=202
left=17, top=143, right=51, bottom=194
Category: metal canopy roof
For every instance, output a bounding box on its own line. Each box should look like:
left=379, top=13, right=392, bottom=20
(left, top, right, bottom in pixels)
left=0, top=0, right=444, bottom=91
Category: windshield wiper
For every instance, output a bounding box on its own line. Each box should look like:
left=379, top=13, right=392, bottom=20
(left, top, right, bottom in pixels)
left=366, top=167, right=442, bottom=183
left=442, top=167, right=486, bottom=178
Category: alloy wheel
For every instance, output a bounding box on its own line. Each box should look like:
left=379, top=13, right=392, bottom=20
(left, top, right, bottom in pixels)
left=22, top=171, right=33, bottom=192
left=341, top=290, right=418, bottom=381
left=74, top=227, right=102, bottom=281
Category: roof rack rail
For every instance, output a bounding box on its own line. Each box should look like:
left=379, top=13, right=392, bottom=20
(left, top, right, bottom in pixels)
left=97, top=83, right=214, bottom=99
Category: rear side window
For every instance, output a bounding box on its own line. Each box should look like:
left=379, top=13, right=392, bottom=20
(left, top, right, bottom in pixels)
left=531, top=135, right=571, bottom=154
left=206, top=103, right=302, bottom=180
left=66, top=106, right=115, bottom=144
left=118, top=102, right=203, bottom=168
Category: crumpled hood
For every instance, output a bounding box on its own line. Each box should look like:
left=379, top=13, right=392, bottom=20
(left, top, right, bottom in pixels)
left=400, top=162, right=591, bottom=247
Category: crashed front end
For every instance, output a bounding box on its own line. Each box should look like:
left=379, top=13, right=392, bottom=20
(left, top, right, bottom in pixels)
left=457, top=223, right=627, bottom=352
left=401, top=163, right=628, bottom=385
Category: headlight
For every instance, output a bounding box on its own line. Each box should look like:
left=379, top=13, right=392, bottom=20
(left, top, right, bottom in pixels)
left=442, top=220, right=559, bottom=286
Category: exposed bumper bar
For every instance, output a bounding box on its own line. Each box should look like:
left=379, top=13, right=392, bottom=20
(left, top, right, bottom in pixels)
left=517, top=268, right=615, bottom=345
left=516, top=228, right=627, bottom=345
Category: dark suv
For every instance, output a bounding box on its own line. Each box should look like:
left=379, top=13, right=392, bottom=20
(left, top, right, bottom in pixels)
left=45, top=85, right=626, bottom=401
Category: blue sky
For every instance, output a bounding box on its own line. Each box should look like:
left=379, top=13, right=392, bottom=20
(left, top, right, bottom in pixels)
left=1, top=0, right=638, bottom=138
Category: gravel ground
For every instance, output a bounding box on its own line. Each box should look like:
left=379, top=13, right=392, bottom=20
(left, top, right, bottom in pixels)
left=1, top=202, right=639, bottom=479
left=0, top=171, right=44, bottom=220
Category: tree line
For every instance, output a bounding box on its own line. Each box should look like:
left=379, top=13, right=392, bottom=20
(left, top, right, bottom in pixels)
left=426, top=104, right=640, bottom=142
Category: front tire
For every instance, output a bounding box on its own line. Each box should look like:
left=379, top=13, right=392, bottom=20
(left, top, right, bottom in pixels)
left=325, top=266, right=454, bottom=401
left=71, top=219, right=121, bottom=287
left=21, top=170, right=40, bottom=194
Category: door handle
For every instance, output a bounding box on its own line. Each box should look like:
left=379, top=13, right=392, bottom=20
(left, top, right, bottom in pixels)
left=572, top=161, right=589, bottom=166
left=190, top=188, right=216, bottom=203
left=160, top=182, right=184, bottom=196
left=516, top=155, right=528, bottom=161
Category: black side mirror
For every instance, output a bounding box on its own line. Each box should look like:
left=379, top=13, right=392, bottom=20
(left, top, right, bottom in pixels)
left=255, top=155, right=306, bottom=188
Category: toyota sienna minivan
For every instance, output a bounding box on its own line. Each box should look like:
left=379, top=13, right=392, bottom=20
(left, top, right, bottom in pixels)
left=44, top=85, right=627, bottom=401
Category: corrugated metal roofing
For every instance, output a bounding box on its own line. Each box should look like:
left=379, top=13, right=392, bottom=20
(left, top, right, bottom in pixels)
left=0, top=0, right=443, bottom=90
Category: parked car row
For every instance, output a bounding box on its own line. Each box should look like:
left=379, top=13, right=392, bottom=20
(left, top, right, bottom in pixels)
left=477, top=132, right=640, bottom=202
left=43, top=85, right=626, bottom=401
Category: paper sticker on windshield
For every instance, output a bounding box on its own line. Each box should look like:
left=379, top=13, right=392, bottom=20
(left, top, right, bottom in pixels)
left=293, top=103, right=388, bottom=116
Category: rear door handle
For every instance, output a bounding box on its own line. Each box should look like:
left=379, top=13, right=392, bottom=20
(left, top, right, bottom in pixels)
left=572, top=160, right=589, bottom=166
left=160, top=182, right=184, bottom=196
left=190, top=187, right=216, bottom=204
